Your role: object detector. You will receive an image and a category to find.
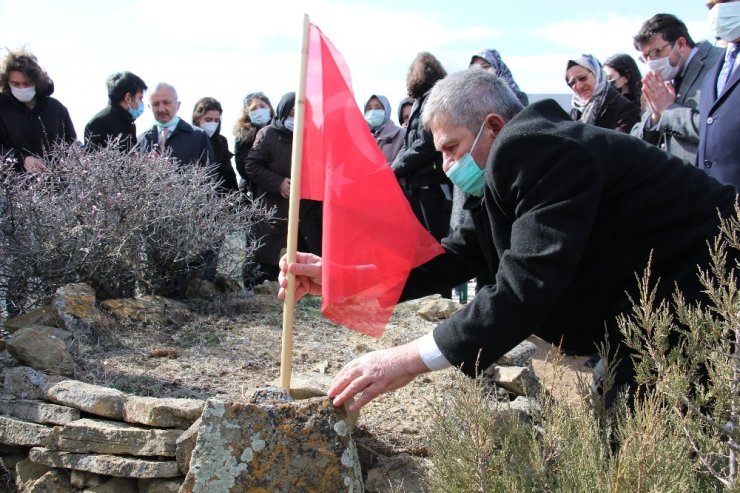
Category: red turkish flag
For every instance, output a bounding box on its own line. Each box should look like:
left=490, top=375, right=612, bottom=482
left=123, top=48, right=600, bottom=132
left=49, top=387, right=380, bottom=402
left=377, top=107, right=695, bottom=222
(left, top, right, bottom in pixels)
left=300, top=23, right=443, bottom=337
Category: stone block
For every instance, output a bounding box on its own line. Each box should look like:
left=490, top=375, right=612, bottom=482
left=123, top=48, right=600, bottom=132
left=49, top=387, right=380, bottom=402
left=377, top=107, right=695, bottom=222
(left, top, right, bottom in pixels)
left=180, top=397, right=362, bottom=492
left=28, top=447, right=181, bottom=479
left=48, top=418, right=181, bottom=457
left=495, top=340, right=537, bottom=368
left=100, top=296, right=190, bottom=323
left=3, top=305, right=61, bottom=333
left=488, top=365, right=541, bottom=397
left=138, top=477, right=185, bottom=493
left=53, top=283, right=100, bottom=332
left=3, top=366, right=59, bottom=400
left=85, top=476, right=138, bottom=493
left=417, top=298, right=461, bottom=321
left=69, top=469, right=104, bottom=488
left=175, top=418, right=200, bottom=475
left=26, top=469, right=74, bottom=493
left=45, top=380, right=126, bottom=420
left=15, top=458, right=52, bottom=491
left=0, top=415, right=52, bottom=447
left=6, top=325, right=74, bottom=375
left=0, top=396, right=80, bottom=425
left=123, top=395, right=203, bottom=428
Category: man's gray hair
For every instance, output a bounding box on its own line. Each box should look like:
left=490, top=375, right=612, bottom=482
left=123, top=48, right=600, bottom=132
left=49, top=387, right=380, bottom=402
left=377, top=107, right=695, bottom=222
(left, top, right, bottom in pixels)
left=151, top=82, right=178, bottom=101
left=421, top=70, right=523, bottom=134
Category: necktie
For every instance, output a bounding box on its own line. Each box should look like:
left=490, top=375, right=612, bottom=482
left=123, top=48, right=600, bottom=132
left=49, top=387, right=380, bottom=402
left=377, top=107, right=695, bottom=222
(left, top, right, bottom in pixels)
left=158, top=127, right=170, bottom=154
left=717, top=43, right=738, bottom=95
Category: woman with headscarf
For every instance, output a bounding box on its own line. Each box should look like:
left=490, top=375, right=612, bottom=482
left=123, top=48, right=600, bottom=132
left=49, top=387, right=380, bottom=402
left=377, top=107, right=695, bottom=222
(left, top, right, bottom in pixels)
left=397, top=97, right=414, bottom=128
left=364, top=94, right=405, bottom=163
left=469, top=49, right=529, bottom=106
left=565, top=54, right=640, bottom=133
left=244, top=92, right=321, bottom=284
left=603, top=54, right=644, bottom=111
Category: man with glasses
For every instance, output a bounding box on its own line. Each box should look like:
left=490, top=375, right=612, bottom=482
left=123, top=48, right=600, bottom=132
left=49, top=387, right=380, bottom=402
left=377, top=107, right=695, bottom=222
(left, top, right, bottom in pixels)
left=631, top=13, right=722, bottom=164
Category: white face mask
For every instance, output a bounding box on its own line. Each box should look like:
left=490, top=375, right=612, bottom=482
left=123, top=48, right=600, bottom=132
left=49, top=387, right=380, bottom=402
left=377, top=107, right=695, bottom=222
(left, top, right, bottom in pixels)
left=709, top=2, right=740, bottom=42
left=647, top=48, right=682, bottom=81
left=10, top=85, right=36, bottom=103
left=199, top=121, right=219, bottom=138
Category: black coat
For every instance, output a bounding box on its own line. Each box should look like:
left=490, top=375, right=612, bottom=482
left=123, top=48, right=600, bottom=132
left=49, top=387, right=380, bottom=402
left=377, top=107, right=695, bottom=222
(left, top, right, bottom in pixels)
left=0, top=91, right=76, bottom=171
left=404, top=100, right=737, bottom=378
left=391, top=91, right=450, bottom=187
left=84, top=103, right=137, bottom=152
left=209, top=133, right=238, bottom=193
left=569, top=85, right=640, bottom=133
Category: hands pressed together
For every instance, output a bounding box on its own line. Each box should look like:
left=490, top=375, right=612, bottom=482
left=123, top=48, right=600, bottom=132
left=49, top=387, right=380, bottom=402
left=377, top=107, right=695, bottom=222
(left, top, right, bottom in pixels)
left=278, top=252, right=430, bottom=411
left=642, top=71, right=677, bottom=125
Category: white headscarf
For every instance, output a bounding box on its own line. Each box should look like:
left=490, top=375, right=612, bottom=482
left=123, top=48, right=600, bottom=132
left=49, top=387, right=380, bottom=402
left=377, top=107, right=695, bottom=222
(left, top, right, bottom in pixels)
left=566, top=54, right=608, bottom=126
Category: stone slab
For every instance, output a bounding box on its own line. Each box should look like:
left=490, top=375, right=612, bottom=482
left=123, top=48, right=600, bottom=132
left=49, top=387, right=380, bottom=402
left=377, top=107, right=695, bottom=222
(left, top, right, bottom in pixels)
left=28, top=447, right=181, bottom=479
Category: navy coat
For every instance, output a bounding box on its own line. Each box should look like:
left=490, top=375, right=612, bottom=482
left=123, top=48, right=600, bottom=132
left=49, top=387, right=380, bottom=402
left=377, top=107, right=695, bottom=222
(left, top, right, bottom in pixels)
left=697, top=47, right=740, bottom=189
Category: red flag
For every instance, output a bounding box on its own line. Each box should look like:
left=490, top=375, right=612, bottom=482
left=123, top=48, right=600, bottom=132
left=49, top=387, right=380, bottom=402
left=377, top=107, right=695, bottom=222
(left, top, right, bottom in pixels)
left=300, top=23, right=444, bottom=337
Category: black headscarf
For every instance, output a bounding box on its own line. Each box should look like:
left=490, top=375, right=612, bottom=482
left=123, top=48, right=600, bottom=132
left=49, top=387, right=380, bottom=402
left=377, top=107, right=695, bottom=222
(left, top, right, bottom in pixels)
left=271, top=91, right=295, bottom=135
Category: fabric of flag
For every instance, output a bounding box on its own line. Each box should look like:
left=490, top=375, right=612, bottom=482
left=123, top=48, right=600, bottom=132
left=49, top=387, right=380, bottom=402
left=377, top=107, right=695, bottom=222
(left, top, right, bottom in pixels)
left=300, top=23, right=444, bottom=337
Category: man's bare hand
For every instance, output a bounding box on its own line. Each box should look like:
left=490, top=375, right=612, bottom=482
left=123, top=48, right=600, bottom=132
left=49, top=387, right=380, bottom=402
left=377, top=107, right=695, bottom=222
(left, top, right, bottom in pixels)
left=23, top=156, right=46, bottom=175
left=278, top=251, right=323, bottom=301
left=328, top=342, right=429, bottom=412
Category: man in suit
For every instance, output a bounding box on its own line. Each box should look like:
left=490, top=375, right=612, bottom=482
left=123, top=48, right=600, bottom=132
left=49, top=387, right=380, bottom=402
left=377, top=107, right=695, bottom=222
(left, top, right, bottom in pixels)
left=631, top=14, right=723, bottom=164
left=137, top=82, right=215, bottom=170
left=697, top=0, right=740, bottom=188
left=279, top=70, right=737, bottom=411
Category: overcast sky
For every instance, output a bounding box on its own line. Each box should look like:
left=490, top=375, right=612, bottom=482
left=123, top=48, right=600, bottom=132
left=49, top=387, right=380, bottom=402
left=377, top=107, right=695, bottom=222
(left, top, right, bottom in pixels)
left=2, top=0, right=707, bottom=147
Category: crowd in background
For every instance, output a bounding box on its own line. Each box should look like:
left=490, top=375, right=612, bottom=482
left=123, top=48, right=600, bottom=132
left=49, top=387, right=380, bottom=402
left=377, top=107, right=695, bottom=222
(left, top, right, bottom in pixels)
left=1, top=4, right=738, bottom=307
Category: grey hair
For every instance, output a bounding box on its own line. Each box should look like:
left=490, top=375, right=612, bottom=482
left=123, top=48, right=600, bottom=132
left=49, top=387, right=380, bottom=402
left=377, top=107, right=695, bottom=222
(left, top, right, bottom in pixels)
left=151, top=82, right=178, bottom=101
left=421, top=70, right=523, bottom=134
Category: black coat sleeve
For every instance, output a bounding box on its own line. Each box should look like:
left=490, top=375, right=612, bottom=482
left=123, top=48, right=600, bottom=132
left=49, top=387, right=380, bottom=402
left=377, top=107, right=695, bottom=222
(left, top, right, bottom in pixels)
left=433, top=133, right=603, bottom=376
left=390, top=126, right=439, bottom=178
left=244, top=129, right=285, bottom=194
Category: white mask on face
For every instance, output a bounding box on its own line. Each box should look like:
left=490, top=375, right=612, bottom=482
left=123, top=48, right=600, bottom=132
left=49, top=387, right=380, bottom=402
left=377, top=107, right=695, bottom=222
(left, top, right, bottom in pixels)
left=709, top=2, right=740, bottom=42
left=647, top=48, right=682, bottom=81
left=199, top=121, right=219, bottom=138
left=11, top=85, right=36, bottom=103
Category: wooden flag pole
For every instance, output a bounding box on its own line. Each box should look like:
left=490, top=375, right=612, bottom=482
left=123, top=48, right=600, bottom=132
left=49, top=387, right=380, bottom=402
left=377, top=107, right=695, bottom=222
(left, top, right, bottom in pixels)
left=280, top=13, right=311, bottom=391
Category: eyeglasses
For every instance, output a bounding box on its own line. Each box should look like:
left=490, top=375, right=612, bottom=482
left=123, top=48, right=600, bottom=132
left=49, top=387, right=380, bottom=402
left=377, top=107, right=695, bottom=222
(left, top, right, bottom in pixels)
left=638, top=42, right=673, bottom=63
left=566, top=73, right=591, bottom=88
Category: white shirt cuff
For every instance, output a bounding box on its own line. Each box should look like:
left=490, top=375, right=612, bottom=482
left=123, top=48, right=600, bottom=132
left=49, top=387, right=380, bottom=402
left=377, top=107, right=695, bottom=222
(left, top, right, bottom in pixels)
left=417, top=332, right=452, bottom=371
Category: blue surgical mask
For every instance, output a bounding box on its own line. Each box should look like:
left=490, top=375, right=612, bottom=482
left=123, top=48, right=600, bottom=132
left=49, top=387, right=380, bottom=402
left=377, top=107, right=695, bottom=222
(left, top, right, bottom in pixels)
left=709, top=2, right=740, bottom=42
left=445, top=122, right=486, bottom=197
left=128, top=101, right=145, bottom=120
left=249, top=107, right=271, bottom=126
left=155, top=115, right=179, bottom=129
left=11, top=86, right=36, bottom=103
left=284, top=117, right=294, bottom=131
left=364, top=109, right=385, bottom=129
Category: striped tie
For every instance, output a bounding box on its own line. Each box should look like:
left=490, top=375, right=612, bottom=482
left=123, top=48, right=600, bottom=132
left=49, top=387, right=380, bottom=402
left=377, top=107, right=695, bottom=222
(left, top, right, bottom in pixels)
left=717, top=43, right=738, bottom=95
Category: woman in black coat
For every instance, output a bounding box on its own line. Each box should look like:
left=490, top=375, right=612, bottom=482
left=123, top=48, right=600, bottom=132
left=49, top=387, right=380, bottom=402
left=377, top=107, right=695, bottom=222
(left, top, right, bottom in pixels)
left=233, top=92, right=275, bottom=198
left=192, top=97, right=238, bottom=194
left=244, top=92, right=322, bottom=284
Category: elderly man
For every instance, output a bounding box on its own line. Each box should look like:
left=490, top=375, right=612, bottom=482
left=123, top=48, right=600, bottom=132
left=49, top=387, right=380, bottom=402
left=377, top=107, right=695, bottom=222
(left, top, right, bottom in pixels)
left=280, top=69, right=737, bottom=411
left=630, top=13, right=722, bottom=164
left=137, top=82, right=215, bottom=169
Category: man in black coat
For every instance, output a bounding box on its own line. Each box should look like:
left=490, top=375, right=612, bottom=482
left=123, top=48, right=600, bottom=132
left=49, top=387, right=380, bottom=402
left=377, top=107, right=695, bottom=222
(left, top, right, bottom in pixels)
left=84, top=72, right=147, bottom=152
left=279, top=69, right=737, bottom=411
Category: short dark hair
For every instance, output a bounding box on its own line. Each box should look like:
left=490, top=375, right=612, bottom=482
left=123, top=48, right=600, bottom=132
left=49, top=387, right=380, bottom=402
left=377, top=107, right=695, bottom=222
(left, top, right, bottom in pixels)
left=0, top=49, right=53, bottom=95
left=192, top=97, right=223, bottom=126
left=406, top=52, right=447, bottom=99
left=633, top=14, right=695, bottom=50
left=106, top=72, right=147, bottom=104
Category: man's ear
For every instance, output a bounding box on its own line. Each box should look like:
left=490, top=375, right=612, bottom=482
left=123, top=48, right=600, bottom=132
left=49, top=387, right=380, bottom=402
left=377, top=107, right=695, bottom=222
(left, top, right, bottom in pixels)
left=484, top=113, right=506, bottom=135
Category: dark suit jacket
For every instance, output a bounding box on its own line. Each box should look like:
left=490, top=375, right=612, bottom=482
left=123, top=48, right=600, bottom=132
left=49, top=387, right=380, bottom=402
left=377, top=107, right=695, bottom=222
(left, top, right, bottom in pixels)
left=631, top=41, right=724, bottom=164
left=697, top=46, right=740, bottom=189
left=137, top=119, right=216, bottom=170
left=404, top=100, right=737, bottom=377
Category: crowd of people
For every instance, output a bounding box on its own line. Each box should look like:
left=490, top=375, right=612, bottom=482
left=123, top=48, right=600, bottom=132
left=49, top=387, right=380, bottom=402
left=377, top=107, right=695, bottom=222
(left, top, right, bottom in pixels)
left=2, top=3, right=740, bottom=408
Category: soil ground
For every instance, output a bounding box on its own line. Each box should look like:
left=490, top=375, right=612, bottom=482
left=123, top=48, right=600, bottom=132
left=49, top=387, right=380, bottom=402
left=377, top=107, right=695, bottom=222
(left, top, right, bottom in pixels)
left=21, top=288, right=593, bottom=492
